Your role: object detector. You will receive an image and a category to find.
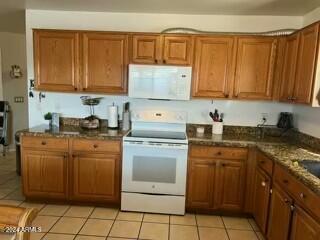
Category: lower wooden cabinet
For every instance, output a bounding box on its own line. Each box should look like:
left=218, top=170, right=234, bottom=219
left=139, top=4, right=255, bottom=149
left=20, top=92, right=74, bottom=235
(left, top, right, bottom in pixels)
left=290, top=206, right=320, bottom=240
left=187, top=159, right=216, bottom=208
left=253, top=167, right=272, bottom=234
left=22, top=150, right=68, bottom=199
left=21, top=136, right=121, bottom=205
left=187, top=145, right=247, bottom=212
left=267, top=184, right=293, bottom=240
left=216, top=160, right=245, bottom=211
left=71, top=152, right=120, bottom=203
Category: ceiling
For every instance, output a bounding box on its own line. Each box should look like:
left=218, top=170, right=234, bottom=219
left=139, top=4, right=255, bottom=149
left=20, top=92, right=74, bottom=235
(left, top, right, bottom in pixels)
left=1, top=0, right=320, bottom=33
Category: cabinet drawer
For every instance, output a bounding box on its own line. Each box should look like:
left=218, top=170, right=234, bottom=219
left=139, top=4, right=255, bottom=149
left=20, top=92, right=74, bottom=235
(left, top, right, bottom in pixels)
left=72, top=139, right=121, bottom=153
left=257, top=151, right=274, bottom=175
left=274, top=164, right=320, bottom=220
left=190, top=145, right=248, bottom=160
left=22, top=136, right=68, bottom=151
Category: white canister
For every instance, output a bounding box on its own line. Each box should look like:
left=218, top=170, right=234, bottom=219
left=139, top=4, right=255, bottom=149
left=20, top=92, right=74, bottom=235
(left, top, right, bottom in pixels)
left=108, top=104, right=118, bottom=128
left=212, top=122, right=223, bottom=135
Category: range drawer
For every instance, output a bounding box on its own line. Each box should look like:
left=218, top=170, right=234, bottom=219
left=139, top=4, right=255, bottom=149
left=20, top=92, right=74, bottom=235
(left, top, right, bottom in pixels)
left=274, top=163, right=320, bottom=220
left=22, top=136, right=68, bottom=151
left=72, top=139, right=121, bottom=153
left=257, top=151, right=274, bottom=176
left=190, top=145, right=248, bottom=160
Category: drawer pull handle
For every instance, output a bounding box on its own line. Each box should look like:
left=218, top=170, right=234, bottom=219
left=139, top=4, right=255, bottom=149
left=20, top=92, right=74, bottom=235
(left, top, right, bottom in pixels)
left=221, top=163, right=226, bottom=167
left=299, top=193, right=305, bottom=199
left=93, top=144, right=98, bottom=148
left=216, top=152, right=222, bottom=155
left=41, top=141, right=46, bottom=145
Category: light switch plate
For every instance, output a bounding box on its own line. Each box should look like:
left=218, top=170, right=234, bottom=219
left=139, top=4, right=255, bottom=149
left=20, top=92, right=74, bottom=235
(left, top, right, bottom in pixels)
left=14, top=96, right=24, bottom=103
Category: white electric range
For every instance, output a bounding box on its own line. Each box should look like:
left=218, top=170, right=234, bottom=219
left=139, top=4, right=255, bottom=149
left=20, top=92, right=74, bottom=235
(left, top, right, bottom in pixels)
left=121, top=110, right=188, bottom=215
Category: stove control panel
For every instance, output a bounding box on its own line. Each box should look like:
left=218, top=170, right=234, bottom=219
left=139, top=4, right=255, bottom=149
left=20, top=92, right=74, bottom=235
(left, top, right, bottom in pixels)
left=131, top=110, right=187, bottom=124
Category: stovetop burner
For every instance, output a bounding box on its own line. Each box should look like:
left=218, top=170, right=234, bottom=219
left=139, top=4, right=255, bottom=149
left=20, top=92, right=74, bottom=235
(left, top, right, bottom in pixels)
left=127, top=130, right=187, bottom=140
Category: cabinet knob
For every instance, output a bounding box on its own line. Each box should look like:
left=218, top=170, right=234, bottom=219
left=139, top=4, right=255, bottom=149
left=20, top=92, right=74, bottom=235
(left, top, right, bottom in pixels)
left=259, top=160, right=265, bottom=164
left=299, top=193, right=306, bottom=199
left=216, top=152, right=222, bottom=156
left=74, top=87, right=78, bottom=91
left=290, top=205, right=295, bottom=211
left=283, top=179, right=289, bottom=184
left=224, top=93, right=229, bottom=98
left=41, top=141, right=46, bottom=145
left=261, top=181, right=266, bottom=187
left=284, top=198, right=290, bottom=203
left=221, top=163, right=226, bottom=167
left=93, top=144, right=98, bottom=149
left=163, top=59, right=166, bottom=64
left=155, top=59, right=158, bottom=63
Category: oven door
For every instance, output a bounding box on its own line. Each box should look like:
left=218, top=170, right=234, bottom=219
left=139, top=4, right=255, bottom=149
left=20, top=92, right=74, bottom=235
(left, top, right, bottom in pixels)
left=122, top=140, right=188, bottom=195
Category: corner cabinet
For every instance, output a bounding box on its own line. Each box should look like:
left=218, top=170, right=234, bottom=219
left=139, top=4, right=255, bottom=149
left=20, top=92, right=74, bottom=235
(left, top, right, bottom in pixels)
left=82, top=32, right=128, bottom=94
left=130, top=34, right=194, bottom=65
left=33, top=30, right=80, bottom=92
left=187, top=145, right=247, bottom=213
left=192, top=36, right=235, bottom=98
left=234, top=37, right=277, bottom=100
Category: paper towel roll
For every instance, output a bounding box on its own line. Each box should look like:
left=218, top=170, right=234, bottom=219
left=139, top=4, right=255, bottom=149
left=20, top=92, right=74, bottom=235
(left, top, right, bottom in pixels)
left=108, top=105, right=118, bottom=128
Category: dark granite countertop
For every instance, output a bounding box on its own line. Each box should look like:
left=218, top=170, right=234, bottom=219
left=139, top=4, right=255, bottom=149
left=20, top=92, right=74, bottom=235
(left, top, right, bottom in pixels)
left=17, top=124, right=320, bottom=196
left=188, top=130, right=320, bottom=195
left=17, top=124, right=128, bottom=140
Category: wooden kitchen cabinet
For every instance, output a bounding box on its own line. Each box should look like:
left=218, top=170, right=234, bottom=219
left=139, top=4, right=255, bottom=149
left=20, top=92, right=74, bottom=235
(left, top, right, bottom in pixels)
left=253, top=167, right=272, bottom=234
left=234, top=37, right=277, bottom=100
left=131, top=34, right=161, bottom=64
left=192, top=36, right=235, bottom=98
left=131, top=34, right=193, bottom=65
left=187, top=159, right=216, bottom=209
left=71, top=152, right=120, bottom=203
left=22, top=149, right=68, bottom=199
left=293, top=23, right=319, bottom=104
left=187, top=145, right=247, bottom=212
left=279, top=33, right=300, bottom=102
left=216, top=160, right=245, bottom=211
left=290, top=205, right=320, bottom=240
left=82, top=32, right=128, bottom=94
left=267, top=184, right=293, bottom=240
left=33, top=30, right=80, bottom=92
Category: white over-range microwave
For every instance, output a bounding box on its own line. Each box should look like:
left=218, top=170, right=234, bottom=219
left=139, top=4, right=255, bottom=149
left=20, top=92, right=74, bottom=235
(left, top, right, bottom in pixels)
left=128, top=64, right=192, bottom=100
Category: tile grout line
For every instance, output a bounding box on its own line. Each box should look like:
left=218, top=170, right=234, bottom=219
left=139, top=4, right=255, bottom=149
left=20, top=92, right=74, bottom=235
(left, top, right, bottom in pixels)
left=195, top=213, right=200, bottom=240
left=221, top=216, right=231, bottom=240
left=107, top=208, right=120, bottom=238
left=40, top=215, right=63, bottom=240
left=74, top=206, right=95, bottom=237
left=137, top=212, right=144, bottom=239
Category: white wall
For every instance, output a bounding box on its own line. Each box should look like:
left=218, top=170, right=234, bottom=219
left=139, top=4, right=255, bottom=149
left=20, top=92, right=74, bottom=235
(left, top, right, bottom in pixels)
left=291, top=8, right=320, bottom=138
left=26, top=10, right=302, bottom=127
left=0, top=32, right=28, bottom=147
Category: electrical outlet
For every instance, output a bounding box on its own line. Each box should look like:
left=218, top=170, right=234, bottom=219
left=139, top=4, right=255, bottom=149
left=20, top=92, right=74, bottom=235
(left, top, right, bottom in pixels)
left=14, top=96, right=24, bottom=103
left=261, top=113, right=268, bottom=123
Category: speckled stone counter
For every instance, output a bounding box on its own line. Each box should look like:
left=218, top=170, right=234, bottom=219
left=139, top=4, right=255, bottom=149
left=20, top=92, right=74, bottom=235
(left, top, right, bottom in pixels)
left=188, top=130, right=320, bottom=196
left=17, top=124, right=128, bottom=140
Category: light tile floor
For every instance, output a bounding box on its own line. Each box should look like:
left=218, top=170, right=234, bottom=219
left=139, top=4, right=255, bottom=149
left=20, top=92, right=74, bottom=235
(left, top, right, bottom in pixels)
left=0, top=152, right=265, bottom=240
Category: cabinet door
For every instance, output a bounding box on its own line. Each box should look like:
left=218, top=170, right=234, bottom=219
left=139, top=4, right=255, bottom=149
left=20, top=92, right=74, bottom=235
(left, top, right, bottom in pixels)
left=71, top=153, right=120, bottom=203
left=279, top=33, right=300, bottom=102
left=216, top=160, right=246, bottom=211
left=234, top=37, right=277, bottom=99
left=34, top=30, right=79, bottom=91
left=82, top=32, right=128, bottom=93
left=192, top=36, right=235, bottom=98
left=253, top=168, right=271, bottom=234
left=293, top=24, right=319, bottom=104
left=162, top=35, right=193, bottom=65
left=22, top=150, right=68, bottom=199
left=131, top=34, right=161, bottom=64
left=267, top=184, right=293, bottom=240
left=187, top=159, right=216, bottom=209
left=290, top=206, right=320, bottom=240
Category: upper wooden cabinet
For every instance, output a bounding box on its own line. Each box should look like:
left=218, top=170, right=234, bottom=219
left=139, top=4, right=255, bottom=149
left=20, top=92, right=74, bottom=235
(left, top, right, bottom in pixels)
left=234, top=37, right=277, bottom=100
left=293, top=24, right=319, bottom=104
left=131, top=34, right=161, bottom=64
left=131, top=34, right=194, bottom=65
left=192, top=36, right=235, bottom=98
left=82, top=32, right=128, bottom=94
left=34, top=30, right=80, bottom=92
left=279, top=33, right=300, bottom=102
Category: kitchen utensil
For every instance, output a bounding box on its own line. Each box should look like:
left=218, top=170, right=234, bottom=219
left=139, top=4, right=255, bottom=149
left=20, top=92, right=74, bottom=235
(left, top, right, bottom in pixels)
left=122, top=102, right=130, bottom=131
